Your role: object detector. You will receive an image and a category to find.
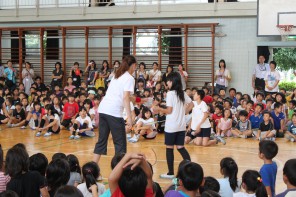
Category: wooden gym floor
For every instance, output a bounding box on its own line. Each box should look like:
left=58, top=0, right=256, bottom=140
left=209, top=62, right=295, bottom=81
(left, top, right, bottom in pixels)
left=0, top=126, right=295, bottom=193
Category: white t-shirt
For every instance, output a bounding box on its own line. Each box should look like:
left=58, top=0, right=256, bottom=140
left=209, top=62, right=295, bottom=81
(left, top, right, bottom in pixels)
left=218, top=177, right=241, bottom=197
left=46, top=113, right=60, bottom=126
left=136, top=117, right=156, bottom=129
left=179, top=71, right=188, bottom=90
left=165, top=91, right=192, bottom=133
left=77, top=182, right=106, bottom=197
left=191, top=101, right=211, bottom=129
left=75, top=116, right=93, bottom=129
left=148, top=69, right=161, bottom=82
left=253, top=63, right=270, bottom=79
left=264, top=70, right=280, bottom=92
left=99, top=72, right=135, bottom=117
left=233, top=192, right=256, bottom=197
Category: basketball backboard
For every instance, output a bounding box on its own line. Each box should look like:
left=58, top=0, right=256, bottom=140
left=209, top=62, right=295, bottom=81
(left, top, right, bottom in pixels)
left=258, top=0, right=296, bottom=36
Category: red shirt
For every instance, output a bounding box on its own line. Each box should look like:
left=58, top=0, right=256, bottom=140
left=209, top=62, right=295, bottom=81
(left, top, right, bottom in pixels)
left=247, top=109, right=254, bottom=119
left=203, top=95, right=213, bottom=104
left=111, top=187, right=153, bottom=197
left=212, top=113, right=223, bottom=126
left=63, top=102, right=79, bottom=120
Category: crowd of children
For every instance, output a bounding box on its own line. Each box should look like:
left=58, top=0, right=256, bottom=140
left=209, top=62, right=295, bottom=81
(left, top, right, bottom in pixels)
left=1, top=141, right=296, bottom=197
left=0, top=59, right=296, bottom=196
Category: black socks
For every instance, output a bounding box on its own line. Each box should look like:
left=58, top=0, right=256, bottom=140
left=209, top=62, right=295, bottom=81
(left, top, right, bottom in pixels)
left=177, top=147, right=191, bottom=161
left=166, top=148, right=174, bottom=175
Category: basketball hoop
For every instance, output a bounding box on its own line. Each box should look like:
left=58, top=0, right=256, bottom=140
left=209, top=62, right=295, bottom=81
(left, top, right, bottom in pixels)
left=277, top=25, right=294, bottom=41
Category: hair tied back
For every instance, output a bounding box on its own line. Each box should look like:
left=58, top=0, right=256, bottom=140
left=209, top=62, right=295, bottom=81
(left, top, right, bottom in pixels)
left=257, top=177, right=262, bottom=183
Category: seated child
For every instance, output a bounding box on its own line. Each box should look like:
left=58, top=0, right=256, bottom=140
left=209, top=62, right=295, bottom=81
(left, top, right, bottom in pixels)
left=29, top=153, right=48, bottom=177
left=249, top=103, right=264, bottom=131
left=276, top=159, right=296, bottom=197
left=216, top=109, right=232, bottom=137
left=255, top=111, right=276, bottom=141
left=233, top=170, right=267, bottom=197
left=108, top=153, right=153, bottom=197
left=199, top=176, right=220, bottom=194
left=287, top=100, right=296, bottom=124
left=212, top=104, right=223, bottom=133
left=7, top=102, right=26, bottom=128
left=246, top=100, right=254, bottom=119
left=266, top=98, right=274, bottom=112
left=69, top=107, right=94, bottom=140
left=156, top=102, right=166, bottom=133
left=61, top=93, right=79, bottom=130
left=259, top=140, right=278, bottom=197
left=36, top=104, right=61, bottom=137
left=286, top=113, right=296, bottom=142
left=0, top=145, right=10, bottom=193
left=271, top=102, right=285, bottom=138
left=129, top=107, right=157, bottom=143
left=21, top=102, right=44, bottom=130
left=77, top=162, right=105, bottom=197
left=231, top=110, right=252, bottom=138
left=165, top=162, right=204, bottom=197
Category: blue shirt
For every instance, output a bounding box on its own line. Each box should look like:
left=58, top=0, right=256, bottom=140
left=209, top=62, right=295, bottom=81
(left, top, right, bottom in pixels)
left=4, top=67, right=16, bottom=83
left=288, top=124, right=296, bottom=135
left=260, top=162, right=277, bottom=197
left=271, top=111, right=285, bottom=130
left=249, top=114, right=263, bottom=129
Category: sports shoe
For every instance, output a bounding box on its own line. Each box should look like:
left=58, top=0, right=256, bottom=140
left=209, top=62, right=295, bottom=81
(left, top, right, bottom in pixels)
left=74, top=135, right=81, bottom=140
left=216, top=136, right=226, bottom=145
left=21, top=126, right=26, bottom=129
left=221, top=133, right=225, bottom=138
left=129, top=135, right=139, bottom=143
left=69, top=135, right=75, bottom=139
left=44, top=132, right=52, bottom=137
left=36, top=132, right=41, bottom=137
left=160, top=174, right=175, bottom=179
left=31, top=126, right=36, bottom=130
left=239, top=134, right=247, bottom=139
left=126, top=133, right=132, bottom=139
left=271, top=137, right=276, bottom=141
left=6, top=123, right=12, bottom=128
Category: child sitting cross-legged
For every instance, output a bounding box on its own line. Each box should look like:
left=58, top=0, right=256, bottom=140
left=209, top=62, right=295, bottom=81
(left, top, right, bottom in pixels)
left=286, top=113, right=296, bottom=142
left=216, top=108, right=232, bottom=137
left=255, top=111, right=276, bottom=141
left=6, top=102, right=26, bottom=128
left=108, top=152, right=154, bottom=197
left=128, top=107, right=157, bottom=143
left=231, top=110, right=252, bottom=138
left=69, top=107, right=94, bottom=140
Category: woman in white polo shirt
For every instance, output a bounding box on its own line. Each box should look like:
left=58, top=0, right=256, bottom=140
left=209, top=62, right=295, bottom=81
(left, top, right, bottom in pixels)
left=154, top=72, right=193, bottom=179
left=93, top=55, right=137, bottom=163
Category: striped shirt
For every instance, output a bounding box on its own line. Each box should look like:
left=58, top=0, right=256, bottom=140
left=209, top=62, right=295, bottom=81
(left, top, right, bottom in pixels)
left=0, top=171, right=11, bottom=192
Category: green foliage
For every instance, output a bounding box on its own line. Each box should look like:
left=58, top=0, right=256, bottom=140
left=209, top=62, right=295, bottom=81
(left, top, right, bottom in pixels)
left=273, top=48, right=296, bottom=71
left=279, top=81, right=296, bottom=91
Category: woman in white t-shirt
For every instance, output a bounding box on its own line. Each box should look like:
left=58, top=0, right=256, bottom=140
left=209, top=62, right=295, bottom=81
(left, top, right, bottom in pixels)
left=147, top=62, right=161, bottom=88
left=94, top=55, right=137, bottom=163
left=214, top=59, right=231, bottom=94
left=264, top=61, right=280, bottom=95
left=128, top=107, right=157, bottom=143
left=153, top=72, right=193, bottom=179
left=178, top=64, right=188, bottom=90
left=189, top=90, right=225, bottom=146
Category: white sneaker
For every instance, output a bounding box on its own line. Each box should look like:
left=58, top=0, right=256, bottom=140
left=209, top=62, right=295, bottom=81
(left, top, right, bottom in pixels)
left=160, top=174, right=175, bottom=179
left=36, top=132, right=41, bottom=137
left=21, top=126, right=26, bottom=129
left=126, top=133, right=132, bottom=139
left=44, top=132, right=52, bottom=137
left=129, top=135, right=139, bottom=143
left=31, top=126, right=36, bottom=130
left=6, top=123, right=12, bottom=128
left=216, top=136, right=226, bottom=145
left=69, top=135, right=75, bottom=139
left=74, top=135, right=81, bottom=140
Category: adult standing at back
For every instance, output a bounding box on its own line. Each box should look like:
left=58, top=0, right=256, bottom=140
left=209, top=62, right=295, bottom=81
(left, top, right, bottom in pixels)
left=252, top=55, right=270, bottom=92
left=22, top=62, right=34, bottom=95
left=214, top=59, right=231, bottom=94
left=147, top=62, right=161, bottom=88
left=51, top=62, right=63, bottom=90
left=93, top=55, right=137, bottom=163
left=178, top=64, right=188, bottom=90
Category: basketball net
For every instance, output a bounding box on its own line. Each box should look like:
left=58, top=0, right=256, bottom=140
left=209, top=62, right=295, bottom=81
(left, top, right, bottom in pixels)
left=277, top=25, right=294, bottom=41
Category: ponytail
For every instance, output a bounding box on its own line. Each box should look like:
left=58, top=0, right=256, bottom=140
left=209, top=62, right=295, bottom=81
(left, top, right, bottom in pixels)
left=242, top=170, right=267, bottom=197
left=82, top=162, right=100, bottom=192
left=220, top=157, right=238, bottom=192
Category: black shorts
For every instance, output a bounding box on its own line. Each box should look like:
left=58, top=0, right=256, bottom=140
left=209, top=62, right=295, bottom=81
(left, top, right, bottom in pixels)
left=195, top=128, right=211, bottom=138
left=186, top=130, right=196, bottom=140
left=61, top=119, right=72, bottom=127
left=165, top=131, right=185, bottom=146
left=52, top=126, right=61, bottom=134
left=0, top=114, right=7, bottom=122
